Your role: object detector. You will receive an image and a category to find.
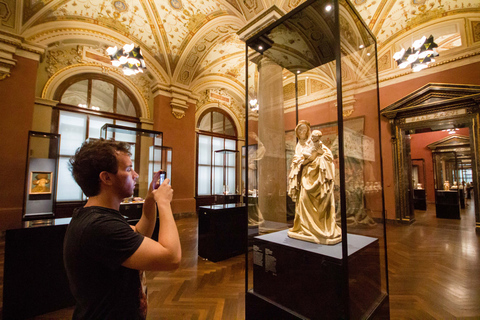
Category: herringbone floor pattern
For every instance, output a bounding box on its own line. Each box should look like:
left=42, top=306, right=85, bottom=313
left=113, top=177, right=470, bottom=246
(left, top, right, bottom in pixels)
left=1, top=200, right=479, bottom=319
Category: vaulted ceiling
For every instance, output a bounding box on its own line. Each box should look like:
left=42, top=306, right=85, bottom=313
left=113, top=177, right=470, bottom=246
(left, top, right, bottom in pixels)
left=2, top=0, right=480, bottom=120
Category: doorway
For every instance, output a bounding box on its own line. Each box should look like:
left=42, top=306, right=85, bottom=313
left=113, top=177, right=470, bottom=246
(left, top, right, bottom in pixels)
left=381, top=83, right=480, bottom=230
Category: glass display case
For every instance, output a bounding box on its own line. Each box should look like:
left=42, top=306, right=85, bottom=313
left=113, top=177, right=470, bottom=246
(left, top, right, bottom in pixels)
left=23, top=131, right=60, bottom=220
left=243, top=0, right=388, bottom=318
left=432, top=151, right=461, bottom=218
left=100, top=124, right=172, bottom=219
left=412, top=158, right=427, bottom=210
left=214, top=149, right=238, bottom=195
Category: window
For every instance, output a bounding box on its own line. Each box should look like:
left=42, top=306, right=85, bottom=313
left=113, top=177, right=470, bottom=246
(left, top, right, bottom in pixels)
left=55, top=74, right=140, bottom=201
left=56, top=74, right=138, bottom=117
left=197, top=109, right=237, bottom=196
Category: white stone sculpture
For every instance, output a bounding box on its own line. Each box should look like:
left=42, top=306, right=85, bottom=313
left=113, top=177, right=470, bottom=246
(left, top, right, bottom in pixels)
left=287, top=122, right=342, bottom=245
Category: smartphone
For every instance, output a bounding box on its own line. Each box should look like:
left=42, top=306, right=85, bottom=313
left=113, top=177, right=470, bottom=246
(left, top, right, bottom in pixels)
left=154, top=170, right=166, bottom=189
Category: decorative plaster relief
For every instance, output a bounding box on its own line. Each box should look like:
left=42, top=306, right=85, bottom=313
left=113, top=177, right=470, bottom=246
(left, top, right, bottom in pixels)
left=473, top=21, right=480, bottom=43
left=1, top=0, right=14, bottom=29
left=283, top=80, right=305, bottom=101
left=310, top=79, right=329, bottom=93
left=177, top=24, right=239, bottom=86
left=378, top=51, right=391, bottom=72
left=46, top=46, right=83, bottom=77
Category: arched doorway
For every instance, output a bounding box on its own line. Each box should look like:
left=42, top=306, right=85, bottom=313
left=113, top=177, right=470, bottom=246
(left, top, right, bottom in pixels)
left=381, top=83, right=480, bottom=230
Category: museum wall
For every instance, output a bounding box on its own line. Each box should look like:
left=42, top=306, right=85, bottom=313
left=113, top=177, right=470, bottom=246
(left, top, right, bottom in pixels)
left=281, top=60, right=480, bottom=221
left=153, top=94, right=196, bottom=214
left=410, top=128, right=470, bottom=203
left=0, top=56, right=38, bottom=231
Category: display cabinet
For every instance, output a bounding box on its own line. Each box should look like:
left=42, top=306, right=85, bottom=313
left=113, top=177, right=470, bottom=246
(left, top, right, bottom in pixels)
left=243, top=0, right=389, bottom=318
left=412, top=159, right=427, bottom=210
left=198, top=203, right=247, bottom=262
left=23, top=131, right=60, bottom=220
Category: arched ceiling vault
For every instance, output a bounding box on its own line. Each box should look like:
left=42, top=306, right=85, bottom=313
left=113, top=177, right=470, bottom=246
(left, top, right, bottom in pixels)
left=2, top=0, right=479, bottom=122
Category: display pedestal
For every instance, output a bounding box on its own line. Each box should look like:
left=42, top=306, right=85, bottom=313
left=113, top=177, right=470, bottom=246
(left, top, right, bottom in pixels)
left=435, top=190, right=460, bottom=219
left=413, top=189, right=427, bottom=210
left=3, top=219, right=75, bottom=319
left=198, top=204, right=247, bottom=262
left=247, top=230, right=386, bottom=319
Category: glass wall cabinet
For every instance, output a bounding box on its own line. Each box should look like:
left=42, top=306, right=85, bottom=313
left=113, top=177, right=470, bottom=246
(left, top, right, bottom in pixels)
left=243, top=0, right=388, bottom=318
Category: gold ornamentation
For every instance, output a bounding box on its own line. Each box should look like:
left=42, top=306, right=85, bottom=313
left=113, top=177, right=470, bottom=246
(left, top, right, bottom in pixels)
left=0, top=72, right=10, bottom=80
left=472, top=21, right=480, bottom=43
left=343, top=109, right=354, bottom=117
left=172, top=110, right=185, bottom=119
left=310, top=79, right=328, bottom=93
left=378, top=51, right=391, bottom=72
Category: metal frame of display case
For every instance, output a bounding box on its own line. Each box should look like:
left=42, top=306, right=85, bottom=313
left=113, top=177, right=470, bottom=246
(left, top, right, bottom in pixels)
left=23, top=131, right=61, bottom=220
left=213, top=148, right=239, bottom=195
left=242, top=0, right=388, bottom=318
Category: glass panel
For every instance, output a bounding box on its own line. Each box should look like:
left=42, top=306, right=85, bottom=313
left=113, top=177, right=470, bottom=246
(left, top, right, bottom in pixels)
left=198, top=112, right=211, bottom=131
left=89, top=116, right=113, bottom=139
left=114, top=120, right=137, bottom=143
left=226, top=151, right=236, bottom=167
left=212, top=137, right=224, bottom=166
left=198, top=135, right=211, bottom=165
left=227, top=167, right=235, bottom=194
left=212, top=111, right=224, bottom=134
left=90, top=80, right=114, bottom=113
left=245, top=1, right=387, bottom=318
left=225, top=138, right=236, bottom=150
left=213, top=166, right=223, bottom=195
left=61, top=80, right=88, bottom=107
left=59, top=111, right=87, bottom=155
left=225, top=116, right=235, bottom=136
left=57, top=156, right=83, bottom=201
left=117, top=88, right=137, bottom=117
left=197, top=165, right=211, bottom=195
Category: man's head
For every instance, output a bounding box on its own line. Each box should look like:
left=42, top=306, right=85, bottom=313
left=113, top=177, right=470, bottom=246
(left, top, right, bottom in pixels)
left=69, top=138, right=132, bottom=197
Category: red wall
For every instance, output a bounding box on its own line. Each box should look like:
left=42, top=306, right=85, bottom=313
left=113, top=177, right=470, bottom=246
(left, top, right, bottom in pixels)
left=153, top=96, right=196, bottom=214
left=282, top=60, right=480, bottom=220
left=410, top=129, right=469, bottom=203
left=0, top=56, right=38, bottom=231
left=380, top=61, right=480, bottom=219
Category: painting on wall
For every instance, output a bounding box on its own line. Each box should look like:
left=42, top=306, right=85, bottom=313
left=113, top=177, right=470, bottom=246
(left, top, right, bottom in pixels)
left=29, top=171, right=52, bottom=195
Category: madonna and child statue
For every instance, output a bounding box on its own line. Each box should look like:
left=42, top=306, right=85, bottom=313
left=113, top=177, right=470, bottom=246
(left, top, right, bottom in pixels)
left=287, top=120, right=342, bottom=245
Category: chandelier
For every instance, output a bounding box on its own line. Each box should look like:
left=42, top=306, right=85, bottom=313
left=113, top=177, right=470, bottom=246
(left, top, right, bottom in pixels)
left=106, top=44, right=146, bottom=76
left=393, top=35, right=439, bottom=72
left=249, top=99, right=259, bottom=112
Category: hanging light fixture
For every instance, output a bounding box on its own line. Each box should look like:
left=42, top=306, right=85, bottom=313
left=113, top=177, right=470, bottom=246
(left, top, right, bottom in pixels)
left=106, top=43, right=146, bottom=75
left=249, top=99, right=259, bottom=112
left=393, top=35, right=439, bottom=72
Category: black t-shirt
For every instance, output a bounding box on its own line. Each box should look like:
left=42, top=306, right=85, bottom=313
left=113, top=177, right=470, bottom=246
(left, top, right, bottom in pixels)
left=63, top=206, right=146, bottom=319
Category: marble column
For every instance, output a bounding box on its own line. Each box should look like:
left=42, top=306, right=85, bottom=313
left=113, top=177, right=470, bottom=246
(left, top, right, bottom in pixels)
left=257, top=57, right=287, bottom=226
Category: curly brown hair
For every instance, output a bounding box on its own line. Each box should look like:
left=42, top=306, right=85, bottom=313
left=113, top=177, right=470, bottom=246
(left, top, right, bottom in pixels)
left=69, top=138, right=131, bottom=197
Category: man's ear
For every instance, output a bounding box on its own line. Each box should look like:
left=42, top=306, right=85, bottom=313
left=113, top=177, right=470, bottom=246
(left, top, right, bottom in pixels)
left=99, top=171, right=113, bottom=186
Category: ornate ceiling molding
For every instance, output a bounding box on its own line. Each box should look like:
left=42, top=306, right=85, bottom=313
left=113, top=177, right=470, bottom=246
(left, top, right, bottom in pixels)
left=0, top=33, right=44, bottom=80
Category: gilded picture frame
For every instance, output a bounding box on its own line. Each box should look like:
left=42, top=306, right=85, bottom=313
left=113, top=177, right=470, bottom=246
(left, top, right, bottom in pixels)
left=29, top=171, right=53, bottom=195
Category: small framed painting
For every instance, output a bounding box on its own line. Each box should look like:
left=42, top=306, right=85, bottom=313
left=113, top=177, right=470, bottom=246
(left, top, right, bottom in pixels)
left=29, top=171, right=53, bottom=195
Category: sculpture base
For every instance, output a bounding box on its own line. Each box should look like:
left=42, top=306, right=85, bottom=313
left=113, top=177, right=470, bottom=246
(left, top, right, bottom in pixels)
left=287, top=230, right=342, bottom=245
left=250, top=230, right=385, bottom=319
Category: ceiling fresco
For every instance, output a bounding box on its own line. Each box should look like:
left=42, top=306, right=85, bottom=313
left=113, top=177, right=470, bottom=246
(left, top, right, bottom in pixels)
left=1, top=0, right=479, bottom=117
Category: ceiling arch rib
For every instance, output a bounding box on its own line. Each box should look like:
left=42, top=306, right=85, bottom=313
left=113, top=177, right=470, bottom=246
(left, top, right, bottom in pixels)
left=172, top=14, right=244, bottom=86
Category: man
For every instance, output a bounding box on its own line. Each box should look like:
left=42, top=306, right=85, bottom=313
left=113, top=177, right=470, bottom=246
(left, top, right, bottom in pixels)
left=63, top=138, right=181, bottom=319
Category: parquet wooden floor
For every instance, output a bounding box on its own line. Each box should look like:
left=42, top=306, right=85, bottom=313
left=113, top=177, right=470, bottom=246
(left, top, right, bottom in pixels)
left=1, top=200, right=479, bottom=319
